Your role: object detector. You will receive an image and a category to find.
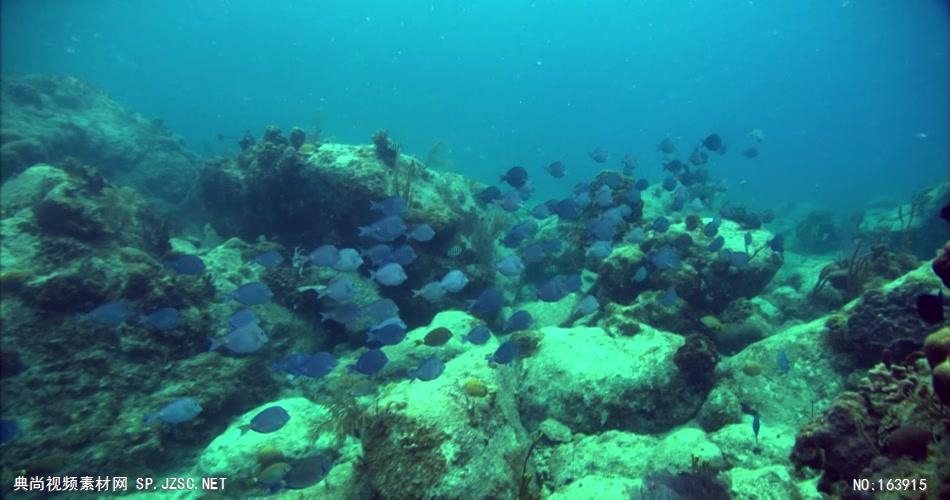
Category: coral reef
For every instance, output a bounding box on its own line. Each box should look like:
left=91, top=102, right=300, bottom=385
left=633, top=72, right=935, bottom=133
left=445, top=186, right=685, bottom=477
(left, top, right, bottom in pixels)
left=830, top=270, right=937, bottom=367
left=790, top=361, right=950, bottom=498
left=0, top=75, right=201, bottom=209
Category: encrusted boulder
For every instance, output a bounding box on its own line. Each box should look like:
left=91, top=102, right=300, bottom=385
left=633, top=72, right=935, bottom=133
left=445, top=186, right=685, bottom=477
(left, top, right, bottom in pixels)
left=519, top=324, right=700, bottom=434
left=0, top=75, right=201, bottom=207
left=360, top=343, right=528, bottom=499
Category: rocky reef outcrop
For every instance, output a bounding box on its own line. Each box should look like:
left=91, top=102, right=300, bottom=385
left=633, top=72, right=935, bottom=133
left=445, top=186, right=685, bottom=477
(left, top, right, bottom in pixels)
left=1, top=75, right=201, bottom=209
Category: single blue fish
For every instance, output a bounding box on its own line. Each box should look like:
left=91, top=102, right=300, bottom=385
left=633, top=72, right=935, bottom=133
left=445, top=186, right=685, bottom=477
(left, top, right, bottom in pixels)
left=476, top=186, right=502, bottom=205
left=703, top=216, right=722, bottom=237
left=587, top=217, right=618, bottom=241
left=251, top=250, right=284, bottom=268
left=662, top=177, right=677, bottom=191
left=367, top=317, right=407, bottom=346
left=546, top=161, right=566, bottom=178
left=671, top=189, right=687, bottom=211
left=521, top=242, right=547, bottom=264
left=531, top=204, right=551, bottom=219
left=572, top=182, right=590, bottom=195
left=593, top=185, right=613, bottom=207
left=650, top=246, right=681, bottom=270
left=440, top=270, right=469, bottom=293
left=227, top=282, right=274, bottom=306
left=84, top=300, right=134, bottom=326
left=776, top=349, right=790, bottom=374
left=494, top=190, right=523, bottom=212
left=625, top=187, right=641, bottom=204
left=602, top=206, right=627, bottom=223
left=587, top=241, right=612, bottom=260
left=359, top=215, right=408, bottom=242
left=707, top=235, right=726, bottom=252
left=0, top=419, right=20, bottom=443
left=561, top=273, right=582, bottom=293
left=363, top=244, right=394, bottom=266
left=500, top=166, right=529, bottom=188
left=285, top=454, right=334, bottom=489
left=502, top=310, right=534, bottom=334
left=371, top=263, right=408, bottom=287
left=744, top=233, right=753, bottom=253
left=575, top=295, right=599, bottom=315
left=364, top=298, right=399, bottom=322
left=348, top=348, right=389, bottom=375
left=536, top=279, right=568, bottom=302
left=487, top=340, right=519, bottom=365
left=574, top=192, right=592, bottom=207
left=413, top=281, right=446, bottom=301
left=652, top=217, right=670, bottom=233
left=627, top=227, right=646, bottom=244
left=407, top=224, right=436, bottom=242
left=139, top=307, right=182, bottom=331
left=332, top=248, right=363, bottom=272
left=309, top=245, right=340, bottom=267
left=495, top=255, right=525, bottom=277
left=768, top=235, right=785, bottom=253
left=554, top=199, right=580, bottom=220
left=227, top=307, right=257, bottom=328
left=163, top=254, right=205, bottom=275
left=370, top=196, right=408, bottom=216
left=463, top=325, right=492, bottom=345
left=320, top=302, right=362, bottom=324
left=407, top=357, right=446, bottom=382
left=143, top=397, right=203, bottom=426
left=273, top=352, right=338, bottom=379
left=632, top=266, right=648, bottom=283
left=635, top=178, right=649, bottom=191
left=724, top=250, right=750, bottom=269
left=240, top=406, right=291, bottom=435
left=752, top=414, right=761, bottom=445
left=391, top=244, right=417, bottom=266
left=317, top=278, right=356, bottom=301
left=660, top=287, right=679, bottom=307
left=468, top=287, right=504, bottom=318
left=689, top=198, right=704, bottom=211
left=503, top=221, right=539, bottom=248
left=601, top=171, right=622, bottom=188
left=209, top=323, right=268, bottom=354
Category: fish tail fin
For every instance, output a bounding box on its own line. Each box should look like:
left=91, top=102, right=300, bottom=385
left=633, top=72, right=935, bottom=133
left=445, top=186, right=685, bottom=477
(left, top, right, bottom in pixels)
left=143, top=413, right=156, bottom=425
left=208, top=337, right=220, bottom=352
left=407, top=370, right=417, bottom=382
left=239, top=425, right=250, bottom=436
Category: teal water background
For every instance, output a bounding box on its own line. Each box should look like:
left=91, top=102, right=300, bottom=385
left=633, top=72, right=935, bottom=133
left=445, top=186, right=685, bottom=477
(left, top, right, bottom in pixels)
left=2, top=0, right=947, bottom=209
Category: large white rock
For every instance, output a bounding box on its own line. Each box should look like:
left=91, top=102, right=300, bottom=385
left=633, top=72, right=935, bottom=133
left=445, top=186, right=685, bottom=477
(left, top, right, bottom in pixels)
left=519, top=324, right=700, bottom=433
left=360, top=340, right=528, bottom=499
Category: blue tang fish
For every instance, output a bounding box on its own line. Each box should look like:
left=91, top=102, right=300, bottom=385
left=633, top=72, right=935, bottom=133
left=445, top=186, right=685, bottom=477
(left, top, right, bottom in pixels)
left=348, top=349, right=388, bottom=375
left=240, top=406, right=290, bottom=435
left=143, top=397, right=203, bottom=425
left=139, top=307, right=182, bottom=331
left=407, top=357, right=445, bottom=382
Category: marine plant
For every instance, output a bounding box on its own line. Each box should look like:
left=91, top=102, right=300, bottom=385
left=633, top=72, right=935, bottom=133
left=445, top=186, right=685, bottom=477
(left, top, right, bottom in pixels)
left=516, top=431, right=542, bottom=500
left=896, top=189, right=926, bottom=252
left=424, top=140, right=452, bottom=171
left=372, top=129, right=399, bottom=168
left=810, top=239, right=873, bottom=302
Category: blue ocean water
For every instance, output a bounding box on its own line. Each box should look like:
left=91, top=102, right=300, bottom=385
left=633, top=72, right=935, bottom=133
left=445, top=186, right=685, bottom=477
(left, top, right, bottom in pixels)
left=2, top=0, right=946, bottom=210
left=2, top=2, right=950, bottom=498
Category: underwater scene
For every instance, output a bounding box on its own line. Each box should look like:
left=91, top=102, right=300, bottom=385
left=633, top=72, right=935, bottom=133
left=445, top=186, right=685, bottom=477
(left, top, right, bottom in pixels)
left=1, top=1, right=949, bottom=499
